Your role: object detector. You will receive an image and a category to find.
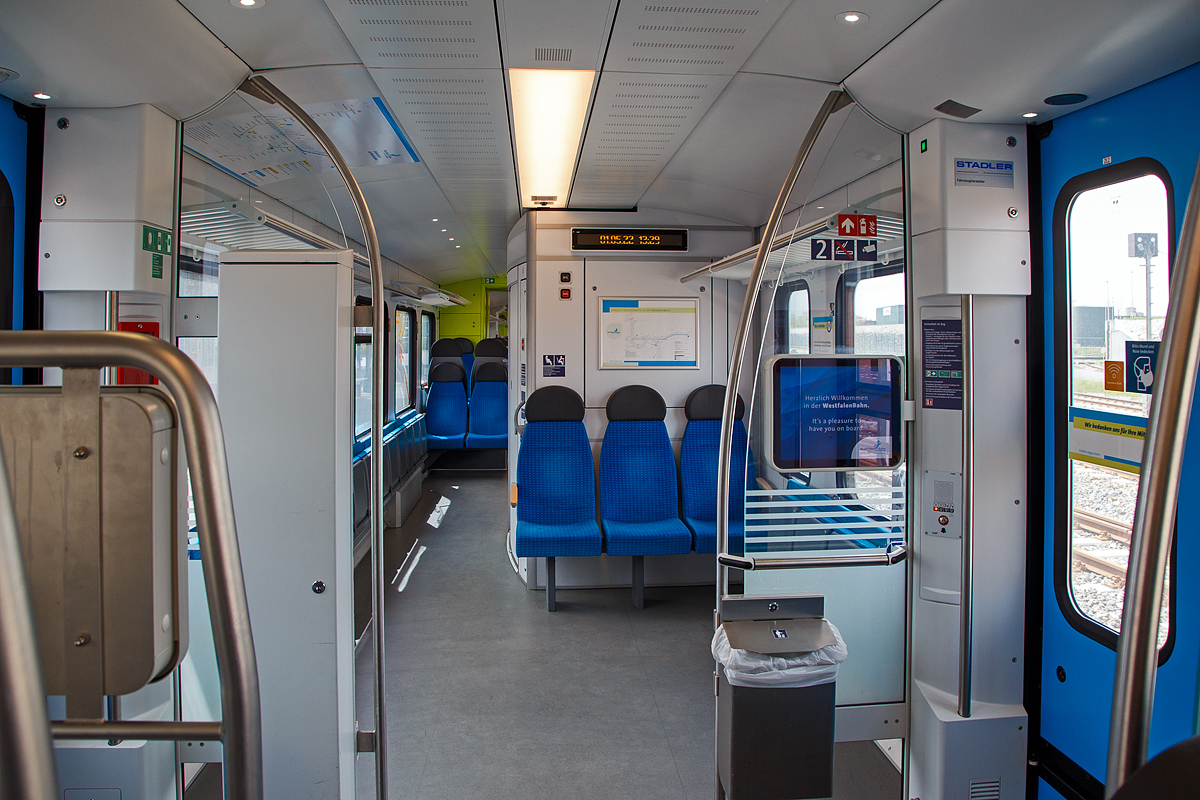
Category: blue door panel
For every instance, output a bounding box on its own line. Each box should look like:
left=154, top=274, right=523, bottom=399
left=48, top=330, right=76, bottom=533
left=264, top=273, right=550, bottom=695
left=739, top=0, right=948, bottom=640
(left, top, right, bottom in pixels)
left=1038, top=778, right=1070, bottom=800
left=0, top=103, right=27, bottom=335
left=1038, top=59, right=1200, bottom=789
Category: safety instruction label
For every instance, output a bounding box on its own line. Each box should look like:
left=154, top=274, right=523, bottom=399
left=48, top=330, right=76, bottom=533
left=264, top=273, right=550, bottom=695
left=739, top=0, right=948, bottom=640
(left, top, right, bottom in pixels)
left=142, top=225, right=172, bottom=255
left=921, top=318, right=963, bottom=410
left=954, top=158, right=1014, bottom=188
left=542, top=354, right=565, bottom=377
left=1068, top=406, right=1145, bottom=474
left=1125, top=340, right=1159, bottom=394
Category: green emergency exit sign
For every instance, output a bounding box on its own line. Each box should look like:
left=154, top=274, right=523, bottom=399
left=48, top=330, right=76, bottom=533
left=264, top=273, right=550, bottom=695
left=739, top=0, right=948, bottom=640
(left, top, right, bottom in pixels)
left=142, top=225, right=173, bottom=255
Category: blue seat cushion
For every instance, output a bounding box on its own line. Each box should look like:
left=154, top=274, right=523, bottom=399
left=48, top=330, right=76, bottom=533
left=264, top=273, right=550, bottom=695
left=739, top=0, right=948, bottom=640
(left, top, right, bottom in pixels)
left=428, top=433, right=465, bottom=449
left=602, top=518, right=692, bottom=556
left=515, top=519, right=602, bottom=558
left=685, top=517, right=745, bottom=554
left=465, top=432, right=507, bottom=449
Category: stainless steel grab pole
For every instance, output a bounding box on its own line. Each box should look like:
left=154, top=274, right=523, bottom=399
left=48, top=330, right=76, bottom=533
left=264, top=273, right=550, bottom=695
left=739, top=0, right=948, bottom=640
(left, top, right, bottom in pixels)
left=51, top=721, right=223, bottom=741
left=959, top=295, right=975, bottom=719
left=718, top=543, right=907, bottom=571
left=0, top=448, right=60, bottom=800
left=240, top=76, right=391, bottom=800
left=715, top=89, right=850, bottom=613
left=1106, top=155, right=1200, bottom=796
left=0, top=330, right=262, bottom=800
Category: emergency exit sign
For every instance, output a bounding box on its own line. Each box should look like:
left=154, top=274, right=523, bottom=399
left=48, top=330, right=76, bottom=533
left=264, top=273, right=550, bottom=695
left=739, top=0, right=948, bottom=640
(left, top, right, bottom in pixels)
left=142, top=225, right=173, bottom=255
left=837, top=214, right=877, bottom=237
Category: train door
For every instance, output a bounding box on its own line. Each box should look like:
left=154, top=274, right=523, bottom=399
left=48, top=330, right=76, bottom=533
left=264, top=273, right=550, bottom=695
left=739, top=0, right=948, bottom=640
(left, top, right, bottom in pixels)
left=1032, top=63, right=1200, bottom=798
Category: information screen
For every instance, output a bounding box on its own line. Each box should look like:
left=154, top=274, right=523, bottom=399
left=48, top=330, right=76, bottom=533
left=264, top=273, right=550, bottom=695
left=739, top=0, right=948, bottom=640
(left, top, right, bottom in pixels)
left=771, top=356, right=903, bottom=471
left=571, top=228, right=688, bottom=251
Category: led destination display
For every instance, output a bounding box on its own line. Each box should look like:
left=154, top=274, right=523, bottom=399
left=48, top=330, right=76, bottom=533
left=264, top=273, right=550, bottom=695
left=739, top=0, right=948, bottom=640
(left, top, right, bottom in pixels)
left=571, top=228, right=688, bottom=251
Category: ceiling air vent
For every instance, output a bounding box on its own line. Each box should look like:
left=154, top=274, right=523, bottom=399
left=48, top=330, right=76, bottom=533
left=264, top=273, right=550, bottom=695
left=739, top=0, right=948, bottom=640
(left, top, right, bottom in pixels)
left=534, top=48, right=572, bottom=62
left=969, top=779, right=1001, bottom=800
left=935, top=99, right=981, bottom=119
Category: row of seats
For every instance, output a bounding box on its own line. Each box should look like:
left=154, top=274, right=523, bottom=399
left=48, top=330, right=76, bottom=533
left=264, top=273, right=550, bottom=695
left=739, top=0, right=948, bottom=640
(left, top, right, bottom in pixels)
left=352, top=413, right=427, bottom=553
left=427, top=361, right=508, bottom=449
left=430, top=337, right=507, bottom=390
left=512, top=383, right=753, bottom=610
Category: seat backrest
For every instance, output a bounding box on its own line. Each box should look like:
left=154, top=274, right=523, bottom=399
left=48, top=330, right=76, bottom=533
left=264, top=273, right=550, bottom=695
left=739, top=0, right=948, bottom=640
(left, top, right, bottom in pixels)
left=455, top=337, right=475, bottom=373
left=680, top=384, right=753, bottom=523
left=517, top=386, right=595, bottom=525
left=470, top=338, right=508, bottom=387
left=599, top=385, right=678, bottom=523
left=467, top=362, right=508, bottom=435
left=430, top=338, right=467, bottom=388
left=426, top=362, right=468, bottom=437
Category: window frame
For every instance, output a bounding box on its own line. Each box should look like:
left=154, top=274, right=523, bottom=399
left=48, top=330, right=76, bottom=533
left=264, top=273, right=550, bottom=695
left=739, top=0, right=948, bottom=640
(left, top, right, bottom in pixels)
left=420, top=310, right=436, bottom=387
left=1052, top=156, right=1177, bottom=660
left=834, top=262, right=906, bottom=353
left=394, top=304, right=417, bottom=414
left=772, top=278, right=811, bottom=355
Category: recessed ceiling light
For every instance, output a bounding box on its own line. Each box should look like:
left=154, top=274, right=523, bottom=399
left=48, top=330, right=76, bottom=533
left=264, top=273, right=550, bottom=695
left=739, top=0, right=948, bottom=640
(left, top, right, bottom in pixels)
left=432, top=218, right=438, bottom=222
left=837, top=11, right=867, bottom=23
left=0, top=68, right=19, bottom=84
left=449, top=238, right=454, bottom=241
left=1023, top=112, right=1038, bottom=118
left=33, top=92, right=51, bottom=100
left=231, top=0, right=263, bottom=7
left=455, top=245, right=461, bottom=248
left=441, top=229, right=447, bottom=232
left=509, top=68, right=596, bottom=209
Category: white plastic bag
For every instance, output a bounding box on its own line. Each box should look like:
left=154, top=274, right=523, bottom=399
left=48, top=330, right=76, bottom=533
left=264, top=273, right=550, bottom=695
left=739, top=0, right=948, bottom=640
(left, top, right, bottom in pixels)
left=711, top=621, right=848, bottom=688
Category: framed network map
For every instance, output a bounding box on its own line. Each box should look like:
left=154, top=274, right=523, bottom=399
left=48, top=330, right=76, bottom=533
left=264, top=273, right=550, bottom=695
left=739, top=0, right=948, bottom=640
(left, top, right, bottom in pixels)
left=598, top=297, right=699, bottom=369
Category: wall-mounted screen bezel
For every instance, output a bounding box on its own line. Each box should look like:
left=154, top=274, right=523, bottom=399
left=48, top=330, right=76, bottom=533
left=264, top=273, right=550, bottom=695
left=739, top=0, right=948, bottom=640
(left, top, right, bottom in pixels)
left=571, top=228, right=688, bottom=251
left=768, top=354, right=905, bottom=472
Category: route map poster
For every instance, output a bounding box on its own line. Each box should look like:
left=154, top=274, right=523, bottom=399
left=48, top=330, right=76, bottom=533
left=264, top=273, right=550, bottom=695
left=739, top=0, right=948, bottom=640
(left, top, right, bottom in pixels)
left=599, top=298, right=699, bottom=369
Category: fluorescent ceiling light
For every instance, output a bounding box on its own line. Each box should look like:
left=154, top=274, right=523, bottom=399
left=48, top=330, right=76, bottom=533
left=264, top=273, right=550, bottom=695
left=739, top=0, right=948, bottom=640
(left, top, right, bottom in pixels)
left=509, top=68, right=595, bottom=209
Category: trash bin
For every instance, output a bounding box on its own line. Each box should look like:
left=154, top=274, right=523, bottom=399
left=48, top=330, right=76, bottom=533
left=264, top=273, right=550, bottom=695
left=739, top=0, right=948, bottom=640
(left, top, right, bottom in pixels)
left=713, top=616, right=847, bottom=800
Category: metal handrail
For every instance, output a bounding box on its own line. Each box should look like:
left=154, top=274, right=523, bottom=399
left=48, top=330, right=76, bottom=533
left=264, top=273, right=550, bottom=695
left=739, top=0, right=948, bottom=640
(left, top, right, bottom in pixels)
left=0, top=448, right=59, bottom=800
left=715, top=89, right=852, bottom=611
left=959, top=295, right=975, bottom=718
left=1106, top=155, right=1200, bottom=796
left=718, top=543, right=907, bottom=571
left=0, top=330, right=262, bottom=800
left=239, top=75, right=391, bottom=800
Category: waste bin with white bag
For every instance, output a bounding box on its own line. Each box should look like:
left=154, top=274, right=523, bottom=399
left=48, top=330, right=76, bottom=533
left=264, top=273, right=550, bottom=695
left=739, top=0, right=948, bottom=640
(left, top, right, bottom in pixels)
left=713, top=599, right=848, bottom=800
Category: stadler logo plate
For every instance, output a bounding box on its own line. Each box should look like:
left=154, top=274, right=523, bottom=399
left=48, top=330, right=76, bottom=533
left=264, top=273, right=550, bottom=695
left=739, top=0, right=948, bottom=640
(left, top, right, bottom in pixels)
left=954, top=157, right=1014, bottom=188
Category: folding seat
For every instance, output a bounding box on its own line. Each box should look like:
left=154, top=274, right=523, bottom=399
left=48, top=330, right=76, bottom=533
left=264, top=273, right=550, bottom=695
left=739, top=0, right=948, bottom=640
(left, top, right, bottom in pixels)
left=425, top=362, right=468, bottom=449
left=470, top=338, right=508, bottom=388
left=679, top=385, right=755, bottom=555
left=455, top=337, right=475, bottom=374
left=599, top=385, right=692, bottom=609
left=513, top=386, right=602, bottom=611
left=465, top=362, right=508, bottom=448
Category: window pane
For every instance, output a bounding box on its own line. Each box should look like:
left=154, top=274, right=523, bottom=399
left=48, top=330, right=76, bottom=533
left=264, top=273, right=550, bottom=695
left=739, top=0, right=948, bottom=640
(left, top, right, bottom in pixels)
left=852, top=271, right=905, bottom=356
left=178, top=248, right=219, bottom=298
left=177, top=337, right=218, bottom=399
left=355, top=331, right=371, bottom=437
left=1066, top=172, right=1170, bottom=643
left=395, top=309, right=412, bottom=413
left=421, top=314, right=434, bottom=385
left=788, top=289, right=809, bottom=354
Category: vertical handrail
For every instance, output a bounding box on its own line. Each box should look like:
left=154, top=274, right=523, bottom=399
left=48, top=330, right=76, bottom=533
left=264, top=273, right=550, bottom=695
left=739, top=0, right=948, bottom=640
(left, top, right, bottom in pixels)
left=0, top=330, right=263, bottom=799
left=0, top=448, right=59, bottom=800
left=1106, top=155, right=1200, bottom=796
left=715, top=89, right=851, bottom=613
left=958, top=295, right=975, bottom=718
left=239, top=75, right=390, bottom=800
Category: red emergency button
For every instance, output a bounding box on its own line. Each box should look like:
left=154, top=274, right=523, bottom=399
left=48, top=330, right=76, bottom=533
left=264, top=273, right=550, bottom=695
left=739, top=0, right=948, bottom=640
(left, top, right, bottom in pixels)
left=560, top=288, right=571, bottom=299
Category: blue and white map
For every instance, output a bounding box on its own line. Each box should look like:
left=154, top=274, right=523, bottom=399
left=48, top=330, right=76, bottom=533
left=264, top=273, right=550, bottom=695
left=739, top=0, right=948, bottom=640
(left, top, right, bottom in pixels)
left=599, top=298, right=698, bottom=369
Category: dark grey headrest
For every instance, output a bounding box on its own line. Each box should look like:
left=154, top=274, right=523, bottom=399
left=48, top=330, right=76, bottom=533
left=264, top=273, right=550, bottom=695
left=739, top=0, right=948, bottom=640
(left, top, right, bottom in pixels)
left=475, top=338, right=507, bottom=358
left=431, top=339, right=463, bottom=357
left=455, top=337, right=474, bottom=354
left=606, top=385, right=666, bottom=421
left=525, top=386, right=584, bottom=422
left=685, top=385, right=745, bottom=421
left=431, top=363, right=465, bottom=383
left=473, top=362, right=507, bottom=383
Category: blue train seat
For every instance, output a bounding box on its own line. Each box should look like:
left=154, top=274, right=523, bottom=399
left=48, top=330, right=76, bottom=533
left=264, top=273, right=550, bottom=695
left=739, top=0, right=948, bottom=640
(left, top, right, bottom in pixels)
left=455, top=337, right=475, bottom=374
left=599, top=385, right=691, bottom=609
left=679, top=385, right=755, bottom=555
left=426, top=362, right=468, bottom=449
left=465, top=362, right=508, bottom=448
left=513, top=386, right=602, bottom=611
left=470, top=338, right=507, bottom=388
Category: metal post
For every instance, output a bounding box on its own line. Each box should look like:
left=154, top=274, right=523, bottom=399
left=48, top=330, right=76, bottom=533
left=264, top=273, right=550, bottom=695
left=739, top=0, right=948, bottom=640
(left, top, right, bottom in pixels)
left=958, top=295, right=975, bottom=718
left=1106, top=155, right=1200, bottom=796
left=0, top=447, right=60, bottom=800
left=0, top=331, right=264, bottom=800
left=239, top=75, right=390, bottom=800
left=715, top=89, right=851, bottom=615
left=1145, top=253, right=1153, bottom=342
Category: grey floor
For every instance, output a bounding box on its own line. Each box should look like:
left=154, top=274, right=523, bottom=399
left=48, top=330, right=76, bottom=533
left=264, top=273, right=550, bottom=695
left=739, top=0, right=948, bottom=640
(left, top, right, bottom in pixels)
left=351, top=470, right=903, bottom=800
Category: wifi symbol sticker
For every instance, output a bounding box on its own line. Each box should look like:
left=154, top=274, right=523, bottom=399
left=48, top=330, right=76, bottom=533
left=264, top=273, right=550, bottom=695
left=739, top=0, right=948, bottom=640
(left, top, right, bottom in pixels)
left=1104, top=360, right=1125, bottom=392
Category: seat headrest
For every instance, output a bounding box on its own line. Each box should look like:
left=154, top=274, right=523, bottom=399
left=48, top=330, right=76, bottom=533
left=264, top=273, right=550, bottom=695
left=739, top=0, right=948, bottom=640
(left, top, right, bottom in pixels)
left=473, top=362, right=507, bottom=383
left=606, top=385, right=666, bottom=421
left=455, top=337, right=474, bottom=353
left=525, top=386, right=584, bottom=422
left=685, top=384, right=745, bottom=421
left=475, top=338, right=507, bottom=358
left=431, top=339, right=463, bottom=357
left=430, top=362, right=465, bottom=383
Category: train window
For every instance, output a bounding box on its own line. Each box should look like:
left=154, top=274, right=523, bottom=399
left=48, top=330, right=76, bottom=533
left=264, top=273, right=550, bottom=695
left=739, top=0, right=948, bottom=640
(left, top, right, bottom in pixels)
left=177, top=337, right=218, bottom=399
left=420, top=311, right=435, bottom=385
left=354, top=328, right=372, bottom=437
left=773, top=281, right=810, bottom=354
left=178, top=247, right=219, bottom=297
left=1057, top=163, right=1175, bottom=651
left=395, top=307, right=414, bottom=413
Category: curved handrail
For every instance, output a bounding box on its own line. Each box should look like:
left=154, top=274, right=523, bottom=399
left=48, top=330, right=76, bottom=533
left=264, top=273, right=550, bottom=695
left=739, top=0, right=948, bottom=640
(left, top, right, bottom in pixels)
left=0, top=330, right=262, bottom=800
left=717, top=542, right=906, bottom=571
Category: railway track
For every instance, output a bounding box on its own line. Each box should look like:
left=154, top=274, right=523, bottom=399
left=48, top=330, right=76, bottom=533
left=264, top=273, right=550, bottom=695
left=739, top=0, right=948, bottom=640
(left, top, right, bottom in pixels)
left=1073, top=392, right=1147, bottom=415
left=1072, top=507, right=1133, bottom=584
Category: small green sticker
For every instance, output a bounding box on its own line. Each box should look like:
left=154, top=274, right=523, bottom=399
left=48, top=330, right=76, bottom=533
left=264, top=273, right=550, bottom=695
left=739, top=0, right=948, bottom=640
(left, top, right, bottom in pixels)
left=151, top=253, right=163, bottom=279
left=142, top=225, right=172, bottom=255
left=484, top=277, right=496, bottom=285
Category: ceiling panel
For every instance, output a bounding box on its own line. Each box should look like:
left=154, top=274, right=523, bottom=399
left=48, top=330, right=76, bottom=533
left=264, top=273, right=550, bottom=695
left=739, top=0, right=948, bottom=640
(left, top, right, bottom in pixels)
left=497, top=0, right=618, bottom=70
left=0, top=0, right=247, bottom=118
left=602, top=0, right=792, bottom=76
left=845, top=0, right=1200, bottom=131
left=323, top=0, right=502, bottom=70
left=740, top=0, right=938, bottom=83
left=569, top=72, right=731, bottom=208
left=177, top=0, right=360, bottom=70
